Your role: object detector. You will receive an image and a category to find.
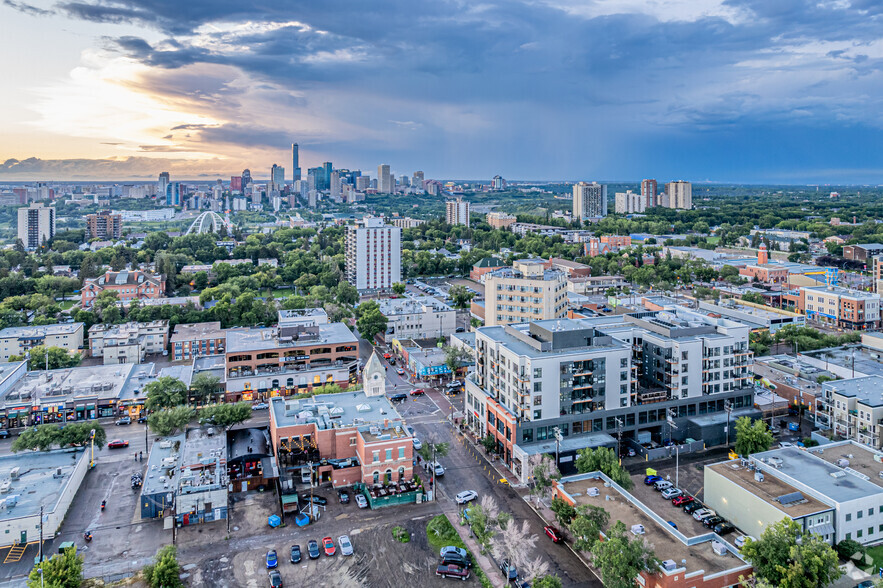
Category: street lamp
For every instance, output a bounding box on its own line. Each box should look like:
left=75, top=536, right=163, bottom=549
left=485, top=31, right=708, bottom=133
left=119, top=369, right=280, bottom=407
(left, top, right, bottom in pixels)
left=725, top=400, right=733, bottom=447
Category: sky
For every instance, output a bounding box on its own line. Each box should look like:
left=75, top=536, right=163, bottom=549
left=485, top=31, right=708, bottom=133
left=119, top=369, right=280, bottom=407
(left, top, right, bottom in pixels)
left=1, top=0, right=883, bottom=183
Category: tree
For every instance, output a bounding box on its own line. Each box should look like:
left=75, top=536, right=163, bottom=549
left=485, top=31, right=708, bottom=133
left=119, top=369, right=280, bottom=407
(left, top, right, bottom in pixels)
left=591, top=520, right=659, bottom=588
left=27, top=545, right=83, bottom=588
left=443, top=345, right=472, bottom=376
left=10, top=345, right=81, bottom=371
left=530, top=454, right=559, bottom=504
left=740, top=518, right=840, bottom=588
left=574, top=446, right=633, bottom=490
left=480, top=434, right=497, bottom=454
left=355, top=300, right=388, bottom=343
left=448, top=284, right=474, bottom=309
left=734, top=416, right=773, bottom=456
left=190, top=373, right=222, bottom=405
left=147, top=406, right=195, bottom=436
left=418, top=440, right=450, bottom=463
left=143, top=545, right=183, bottom=588
left=569, top=505, right=609, bottom=551
left=145, top=377, right=189, bottom=411
left=532, top=575, right=563, bottom=588
left=491, top=519, right=538, bottom=578
left=12, top=423, right=105, bottom=452
left=392, top=282, right=406, bottom=296
left=549, top=497, right=576, bottom=527
left=198, top=402, right=251, bottom=428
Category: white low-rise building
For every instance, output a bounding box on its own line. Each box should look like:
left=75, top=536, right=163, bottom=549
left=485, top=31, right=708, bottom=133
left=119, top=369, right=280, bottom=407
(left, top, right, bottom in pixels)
left=377, top=295, right=456, bottom=341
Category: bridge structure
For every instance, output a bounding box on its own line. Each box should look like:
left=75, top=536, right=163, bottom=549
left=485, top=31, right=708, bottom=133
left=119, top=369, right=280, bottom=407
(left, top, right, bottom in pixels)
left=185, top=211, right=227, bottom=235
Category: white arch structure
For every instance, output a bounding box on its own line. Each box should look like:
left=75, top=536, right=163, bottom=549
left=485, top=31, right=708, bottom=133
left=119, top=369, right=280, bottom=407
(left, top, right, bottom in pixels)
left=185, top=211, right=227, bottom=235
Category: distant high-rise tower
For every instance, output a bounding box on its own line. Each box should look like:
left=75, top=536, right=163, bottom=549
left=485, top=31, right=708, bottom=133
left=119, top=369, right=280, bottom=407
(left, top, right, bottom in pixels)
left=412, top=171, right=424, bottom=190
left=378, top=164, right=392, bottom=194
left=270, top=164, right=285, bottom=193
left=166, top=182, right=181, bottom=206
left=492, top=175, right=505, bottom=191
left=241, top=169, right=252, bottom=188
left=330, top=171, right=342, bottom=200
left=157, top=172, right=170, bottom=199
left=17, top=203, right=55, bottom=250
left=446, top=198, right=470, bottom=227
left=641, top=179, right=657, bottom=208
left=572, top=182, right=607, bottom=221
left=291, top=143, right=301, bottom=182
left=322, top=162, right=333, bottom=191
left=665, top=181, right=692, bottom=210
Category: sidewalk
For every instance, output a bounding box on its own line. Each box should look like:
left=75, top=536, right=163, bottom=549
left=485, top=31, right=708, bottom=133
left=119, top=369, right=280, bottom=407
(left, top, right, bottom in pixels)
left=455, top=428, right=523, bottom=488
left=439, top=506, right=506, bottom=588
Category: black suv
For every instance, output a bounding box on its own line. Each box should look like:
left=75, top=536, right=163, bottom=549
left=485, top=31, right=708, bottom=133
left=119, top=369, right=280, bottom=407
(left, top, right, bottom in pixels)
left=338, top=489, right=350, bottom=504
left=683, top=501, right=704, bottom=514
left=290, top=544, right=301, bottom=564
left=440, top=552, right=472, bottom=568
left=389, top=393, right=407, bottom=402
left=307, top=540, right=320, bottom=559
left=303, top=495, right=328, bottom=506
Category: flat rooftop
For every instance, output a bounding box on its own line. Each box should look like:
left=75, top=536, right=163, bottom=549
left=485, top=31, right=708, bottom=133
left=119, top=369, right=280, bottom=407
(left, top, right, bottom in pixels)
left=170, top=321, right=225, bottom=342
left=559, top=474, right=748, bottom=578
left=803, top=284, right=880, bottom=300
left=377, top=295, right=453, bottom=316
left=226, top=322, right=357, bottom=354
left=0, top=323, right=83, bottom=338
left=0, top=363, right=154, bottom=406
left=0, top=448, right=86, bottom=518
left=707, top=460, right=832, bottom=518
left=752, top=446, right=883, bottom=504
left=810, top=441, right=883, bottom=491
left=700, top=300, right=800, bottom=321
left=142, top=434, right=184, bottom=496
left=477, top=321, right=627, bottom=360
left=803, top=345, right=883, bottom=379
left=270, top=391, right=400, bottom=430
left=824, top=376, right=883, bottom=407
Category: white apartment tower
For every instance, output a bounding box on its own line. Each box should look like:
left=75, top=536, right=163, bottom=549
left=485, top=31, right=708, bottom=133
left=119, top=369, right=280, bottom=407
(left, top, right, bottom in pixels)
left=345, top=217, right=402, bottom=291
left=573, top=182, right=607, bottom=221
left=614, top=190, right=645, bottom=214
left=377, top=164, right=393, bottom=194
left=446, top=197, right=470, bottom=227
left=17, top=203, right=55, bottom=250
left=665, top=181, right=692, bottom=210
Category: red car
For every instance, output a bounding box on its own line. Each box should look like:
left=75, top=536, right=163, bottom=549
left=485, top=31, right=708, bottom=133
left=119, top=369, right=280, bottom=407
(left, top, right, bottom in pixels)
left=383, top=353, right=391, bottom=359
left=672, top=495, right=694, bottom=507
left=107, top=439, right=129, bottom=449
left=410, top=388, right=425, bottom=396
left=322, top=536, right=335, bottom=556
left=544, top=526, right=563, bottom=543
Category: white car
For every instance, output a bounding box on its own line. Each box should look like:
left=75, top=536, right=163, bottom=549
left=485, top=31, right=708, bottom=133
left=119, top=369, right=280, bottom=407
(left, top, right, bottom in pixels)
left=735, top=535, right=755, bottom=549
left=653, top=480, right=673, bottom=492
left=412, top=438, right=423, bottom=450
left=455, top=491, right=478, bottom=505
left=779, top=442, right=795, bottom=448
left=661, top=487, right=682, bottom=500
left=338, top=535, right=354, bottom=556
left=355, top=494, right=368, bottom=509
left=433, top=462, right=445, bottom=477
left=693, top=508, right=716, bottom=521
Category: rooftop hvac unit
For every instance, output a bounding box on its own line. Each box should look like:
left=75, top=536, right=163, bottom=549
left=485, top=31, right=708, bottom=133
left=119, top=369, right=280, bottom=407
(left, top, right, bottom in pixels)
left=0, top=481, right=11, bottom=494
left=712, top=541, right=727, bottom=556
left=837, top=459, right=850, bottom=468
left=754, top=471, right=764, bottom=482
left=9, top=467, right=20, bottom=480
left=660, top=560, right=678, bottom=572
left=53, top=467, right=63, bottom=479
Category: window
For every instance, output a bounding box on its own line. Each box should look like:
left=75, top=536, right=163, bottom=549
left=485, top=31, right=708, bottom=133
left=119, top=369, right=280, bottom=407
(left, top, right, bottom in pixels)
left=533, top=396, right=542, bottom=406
left=620, top=358, right=628, bottom=368
left=846, top=532, right=852, bottom=540
left=870, top=508, right=874, bottom=516
left=399, top=447, right=405, bottom=459
left=858, top=510, right=863, bottom=519
left=537, top=427, right=548, bottom=441
left=372, top=451, right=380, bottom=463
left=534, top=410, right=542, bottom=420
left=534, top=382, right=542, bottom=392
left=870, top=527, right=874, bottom=536
left=349, top=437, right=357, bottom=446
left=846, top=513, right=852, bottom=522
left=523, top=429, right=533, bottom=443
left=858, top=529, right=863, bottom=538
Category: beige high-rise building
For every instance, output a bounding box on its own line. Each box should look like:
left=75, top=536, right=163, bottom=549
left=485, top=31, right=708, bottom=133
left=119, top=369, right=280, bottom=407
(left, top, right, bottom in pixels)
left=487, top=212, right=516, bottom=229
left=614, top=190, right=644, bottom=214
left=665, top=180, right=692, bottom=210
left=572, top=182, right=607, bottom=221
left=377, top=164, right=392, bottom=194
left=484, top=259, right=567, bottom=326
left=17, top=202, right=55, bottom=250
left=446, top=197, right=470, bottom=227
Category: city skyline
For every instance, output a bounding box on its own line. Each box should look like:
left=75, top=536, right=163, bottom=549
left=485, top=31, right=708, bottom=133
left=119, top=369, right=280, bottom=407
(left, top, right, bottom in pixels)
left=1, top=1, right=883, bottom=183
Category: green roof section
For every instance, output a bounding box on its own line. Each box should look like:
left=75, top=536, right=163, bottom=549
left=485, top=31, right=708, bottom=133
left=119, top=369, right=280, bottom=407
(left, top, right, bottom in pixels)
left=473, top=257, right=506, bottom=268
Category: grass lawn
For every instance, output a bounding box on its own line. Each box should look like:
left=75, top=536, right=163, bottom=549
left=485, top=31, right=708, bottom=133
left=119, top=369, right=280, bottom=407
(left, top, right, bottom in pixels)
left=865, top=544, right=883, bottom=570
left=58, top=301, right=76, bottom=310
left=705, top=236, right=721, bottom=244
left=264, top=288, right=292, bottom=299
left=426, top=515, right=493, bottom=588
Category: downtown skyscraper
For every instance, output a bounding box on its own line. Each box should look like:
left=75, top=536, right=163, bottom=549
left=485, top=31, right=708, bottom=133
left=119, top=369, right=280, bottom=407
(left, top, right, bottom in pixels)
left=291, top=143, right=301, bottom=182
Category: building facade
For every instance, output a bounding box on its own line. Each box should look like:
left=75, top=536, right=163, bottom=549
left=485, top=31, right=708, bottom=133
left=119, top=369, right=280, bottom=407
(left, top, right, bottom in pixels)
left=445, top=198, right=470, bottom=227
left=0, top=323, right=84, bottom=361
left=345, top=217, right=402, bottom=292
left=614, top=190, right=645, bottom=214
left=171, top=321, right=228, bottom=361
left=81, top=270, right=166, bottom=307
left=801, top=285, right=881, bottom=330
left=486, top=212, right=517, bottom=229
left=89, top=321, right=169, bottom=364
left=376, top=296, right=457, bottom=341
left=17, top=203, right=55, bottom=250
left=640, top=179, right=657, bottom=208
left=665, top=180, right=692, bottom=209
left=377, top=164, right=392, bottom=194
left=572, top=182, right=607, bottom=221
left=85, top=211, right=122, bottom=240
left=484, top=259, right=567, bottom=327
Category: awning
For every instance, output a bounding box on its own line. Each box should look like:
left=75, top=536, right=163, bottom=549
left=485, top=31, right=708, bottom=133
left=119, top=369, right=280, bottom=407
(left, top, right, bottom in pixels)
left=808, top=523, right=834, bottom=537
left=86, top=404, right=95, bottom=410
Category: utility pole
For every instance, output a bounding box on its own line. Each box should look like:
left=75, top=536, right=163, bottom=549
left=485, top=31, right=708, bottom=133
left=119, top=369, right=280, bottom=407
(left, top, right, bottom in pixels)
left=38, top=504, right=43, bottom=563
left=725, top=400, right=732, bottom=447
left=432, top=445, right=437, bottom=502
left=553, top=427, right=561, bottom=466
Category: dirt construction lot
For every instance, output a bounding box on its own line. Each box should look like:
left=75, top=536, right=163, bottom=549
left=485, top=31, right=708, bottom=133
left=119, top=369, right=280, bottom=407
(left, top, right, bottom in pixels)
left=188, top=514, right=478, bottom=587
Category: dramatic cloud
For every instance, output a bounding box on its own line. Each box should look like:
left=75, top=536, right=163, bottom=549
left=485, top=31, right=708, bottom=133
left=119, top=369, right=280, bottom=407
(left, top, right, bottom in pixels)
left=3, top=0, right=883, bottom=181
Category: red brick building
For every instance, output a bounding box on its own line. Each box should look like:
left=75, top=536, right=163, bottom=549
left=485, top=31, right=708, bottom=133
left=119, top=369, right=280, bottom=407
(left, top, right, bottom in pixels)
left=81, top=270, right=166, bottom=307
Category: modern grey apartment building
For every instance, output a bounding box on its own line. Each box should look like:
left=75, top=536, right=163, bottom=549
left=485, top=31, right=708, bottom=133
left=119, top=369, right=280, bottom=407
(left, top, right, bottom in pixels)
left=464, top=308, right=757, bottom=482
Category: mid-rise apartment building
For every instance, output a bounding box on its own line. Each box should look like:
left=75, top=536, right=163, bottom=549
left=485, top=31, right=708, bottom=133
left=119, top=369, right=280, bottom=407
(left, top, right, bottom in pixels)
left=486, top=212, right=516, bottom=230
left=224, top=322, right=359, bottom=401
left=844, top=243, right=883, bottom=262
left=376, top=295, right=456, bottom=341
left=484, top=259, right=567, bottom=327
left=345, top=217, right=402, bottom=292
left=800, top=285, right=881, bottom=330
left=640, top=179, right=657, bottom=208
left=822, top=376, right=883, bottom=449
left=17, top=203, right=55, bottom=250
left=81, top=270, right=166, bottom=307
left=614, top=190, right=645, bottom=214
left=572, top=182, right=607, bottom=221
left=465, top=308, right=755, bottom=482
left=89, top=320, right=169, bottom=364
left=0, top=323, right=84, bottom=361
left=170, top=321, right=227, bottom=361
left=85, top=211, right=122, bottom=240
left=664, top=180, right=692, bottom=210
left=445, top=198, right=470, bottom=227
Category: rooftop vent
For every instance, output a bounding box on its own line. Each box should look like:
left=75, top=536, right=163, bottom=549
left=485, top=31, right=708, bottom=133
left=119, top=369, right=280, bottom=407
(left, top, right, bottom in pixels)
left=830, top=471, right=846, bottom=479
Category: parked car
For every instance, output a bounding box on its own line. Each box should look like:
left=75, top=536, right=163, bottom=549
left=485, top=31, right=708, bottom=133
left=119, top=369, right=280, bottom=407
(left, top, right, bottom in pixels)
left=692, top=508, right=715, bottom=521
left=136, top=416, right=147, bottom=424
left=252, top=403, right=269, bottom=411
left=703, top=516, right=725, bottom=528
left=734, top=535, right=755, bottom=549
left=268, top=570, right=283, bottom=588
left=436, top=563, right=470, bottom=580
left=388, top=357, right=396, bottom=365
left=289, top=544, right=301, bottom=564
left=683, top=501, right=705, bottom=514
left=667, top=521, right=678, bottom=530
left=410, top=388, right=425, bottom=396
left=672, top=495, right=694, bottom=507
left=304, top=495, right=328, bottom=506
left=661, top=487, right=682, bottom=500
left=338, top=535, right=353, bottom=556
left=440, top=546, right=470, bottom=559
left=0, top=430, right=12, bottom=439
left=412, top=438, right=423, bottom=450
left=627, top=448, right=636, bottom=457
left=322, top=536, right=335, bottom=556
left=455, top=490, right=478, bottom=504
left=653, top=480, right=673, bottom=492
left=355, top=494, right=368, bottom=509
left=396, top=368, right=405, bottom=375
left=433, top=462, right=445, bottom=477
left=714, top=522, right=736, bottom=535
left=389, top=393, right=407, bottom=402
left=338, top=489, right=350, bottom=504
left=499, top=559, right=518, bottom=581
left=115, top=416, right=131, bottom=426
left=266, top=550, right=278, bottom=569
left=307, top=540, right=320, bottom=559
left=544, top=526, right=563, bottom=543
left=644, top=475, right=662, bottom=485
left=383, top=353, right=391, bottom=359
left=107, top=439, right=129, bottom=449
left=441, top=551, right=472, bottom=568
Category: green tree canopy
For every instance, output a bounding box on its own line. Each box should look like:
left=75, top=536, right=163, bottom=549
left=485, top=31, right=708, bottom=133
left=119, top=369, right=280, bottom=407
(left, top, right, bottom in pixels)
left=10, top=345, right=81, bottom=371
left=549, top=497, right=576, bottom=527
left=355, top=300, right=388, bottom=343
left=198, top=402, right=251, bottom=428
left=145, top=377, right=189, bottom=411
left=448, top=284, right=474, bottom=308
left=189, top=373, right=222, bottom=405
left=569, top=504, right=609, bottom=551
left=574, top=446, right=633, bottom=489
left=443, top=345, right=472, bottom=375
left=532, top=576, right=563, bottom=588
left=27, top=545, right=83, bottom=588
left=147, top=406, right=195, bottom=437
left=12, top=423, right=106, bottom=452
left=734, top=416, right=773, bottom=456
left=740, top=518, right=840, bottom=588
left=590, top=520, right=659, bottom=588
left=143, top=545, right=183, bottom=588
left=391, top=282, right=406, bottom=296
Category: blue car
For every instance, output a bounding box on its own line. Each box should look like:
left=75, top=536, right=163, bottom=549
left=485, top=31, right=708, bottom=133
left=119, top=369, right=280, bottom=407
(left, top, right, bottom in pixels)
left=644, top=475, right=662, bottom=485
left=266, top=549, right=278, bottom=569
left=667, top=521, right=678, bottom=530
